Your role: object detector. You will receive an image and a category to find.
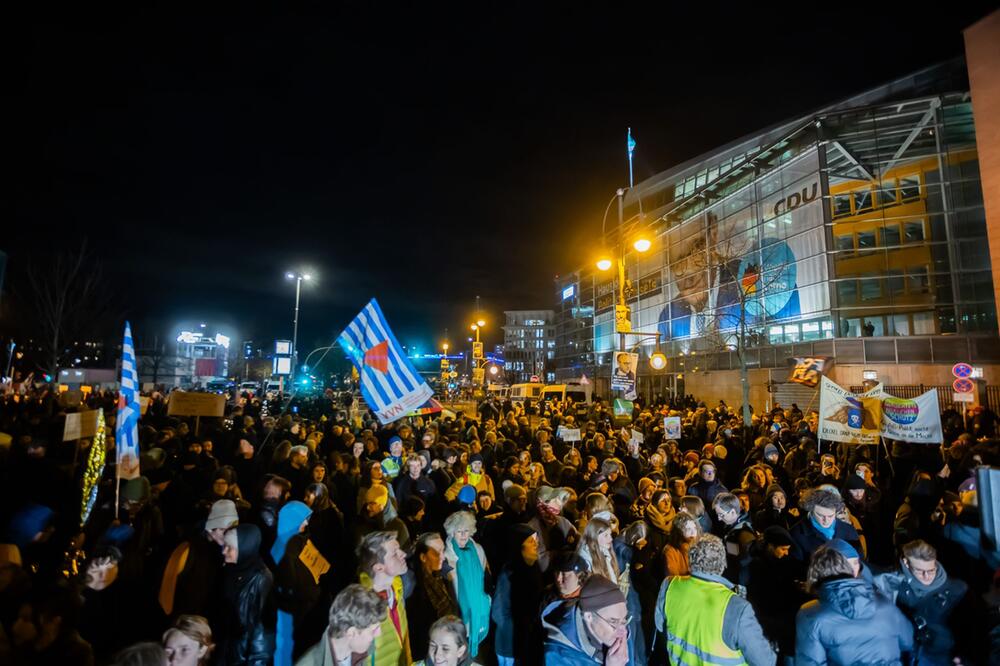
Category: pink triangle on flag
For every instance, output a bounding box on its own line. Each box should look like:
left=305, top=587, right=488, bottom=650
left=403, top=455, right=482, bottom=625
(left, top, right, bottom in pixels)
left=364, top=341, right=390, bottom=374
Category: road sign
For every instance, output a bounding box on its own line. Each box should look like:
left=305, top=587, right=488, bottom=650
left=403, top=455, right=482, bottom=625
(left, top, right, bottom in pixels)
left=440, top=358, right=449, bottom=369
left=952, top=363, right=973, bottom=378
left=472, top=368, right=485, bottom=384
left=953, top=392, right=975, bottom=403
left=952, top=377, right=975, bottom=394
left=473, top=342, right=483, bottom=360
left=530, top=375, right=540, bottom=383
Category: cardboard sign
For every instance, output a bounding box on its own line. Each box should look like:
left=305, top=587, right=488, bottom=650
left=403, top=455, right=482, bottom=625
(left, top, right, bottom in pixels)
left=167, top=392, right=225, bottom=417
left=63, top=409, right=102, bottom=441
left=663, top=416, right=682, bottom=440
left=630, top=429, right=644, bottom=445
left=298, top=539, right=330, bottom=584
left=139, top=396, right=151, bottom=415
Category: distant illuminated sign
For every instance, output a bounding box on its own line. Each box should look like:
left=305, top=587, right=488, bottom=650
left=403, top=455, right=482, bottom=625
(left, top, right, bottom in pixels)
left=177, top=331, right=200, bottom=344
left=562, top=285, right=575, bottom=300
left=273, top=357, right=292, bottom=376
left=275, top=340, right=292, bottom=355
left=214, top=333, right=230, bottom=348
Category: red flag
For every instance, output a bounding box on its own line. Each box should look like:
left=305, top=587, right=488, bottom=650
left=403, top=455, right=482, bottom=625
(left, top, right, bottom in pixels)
left=364, top=341, right=390, bottom=374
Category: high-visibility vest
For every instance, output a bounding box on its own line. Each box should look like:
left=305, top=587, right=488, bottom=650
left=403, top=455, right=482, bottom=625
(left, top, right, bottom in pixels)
left=663, top=576, right=749, bottom=666
left=360, top=573, right=411, bottom=666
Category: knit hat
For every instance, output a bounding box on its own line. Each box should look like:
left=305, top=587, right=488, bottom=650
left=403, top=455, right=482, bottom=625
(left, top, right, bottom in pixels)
left=638, top=477, right=656, bottom=496
left=762, top=525, right=794, bottom=547
left=765, top=483, right=785, bottom=502
left=205, top=499, right=239, bottom=531
left=388, top=436, right=403, bottom=449
left=458, top=485, right=477, bottom=505
left=844, top=474, right=867, bottom=491
left=683, top=451, right=700, bottom=465
left=365, top=484, right=389, bottom=511
left=579, top=574, right=626, bottom=612
left=826, top=538, right=859, bottom=560
left=554, top=552, right=588, bottom=574
left=121, top=476, right=151, bottom=503
left=470, top=453, right=484, bottom=465
left=764, top=444, right=779, bottom=458
left=714, top=445, right=728, bottom=460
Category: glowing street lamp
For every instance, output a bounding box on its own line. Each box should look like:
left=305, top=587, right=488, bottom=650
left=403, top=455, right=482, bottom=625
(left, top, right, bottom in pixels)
left=633, top=237, right=652, bottom=253
left=596, top=256, right=613, bottom=272
left=649, top=351, right=668, bottom=371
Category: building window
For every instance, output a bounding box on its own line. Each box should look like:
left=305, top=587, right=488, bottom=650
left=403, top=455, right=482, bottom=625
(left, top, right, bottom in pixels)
left=857, top=231, right=876, bottom=251
left=904, top=221, right=925, bottom=243
left=836, top=235, right=854, bottom=252
left=880, top=225, right=901, bottom=247
left=900, top=177, right=920, bottom=201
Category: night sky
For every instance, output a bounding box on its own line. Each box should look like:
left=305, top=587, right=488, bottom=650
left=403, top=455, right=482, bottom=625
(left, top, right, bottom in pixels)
left=6, top=4, right=997, bottom=358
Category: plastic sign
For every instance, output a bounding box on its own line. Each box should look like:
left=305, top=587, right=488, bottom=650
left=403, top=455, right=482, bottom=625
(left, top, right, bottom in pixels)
left=952, top=363, right=973, bottom=379
left=562, top=285, right=575, bottom=300
left=275, top=340, right=292, bottom=355
left=953, top=392, right=974, bottom=403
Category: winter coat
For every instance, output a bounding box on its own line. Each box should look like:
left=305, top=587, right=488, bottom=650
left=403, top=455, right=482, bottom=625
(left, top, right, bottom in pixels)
left=875, top=564, right=968, bottom=664
left=796, top=576, right=913, bottom=666
left=687, top=478, right=727, bottom=507
left=491, top=558, right=543, bottom=661
left=788, top=517, right=861, bottom=562
left=223, top=551, right=274, bottom=665
left=540, top=598, right=606, bottom=665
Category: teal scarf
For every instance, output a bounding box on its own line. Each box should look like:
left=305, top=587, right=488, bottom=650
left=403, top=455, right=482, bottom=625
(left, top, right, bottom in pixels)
left=451, top=537, right=491, bottom=657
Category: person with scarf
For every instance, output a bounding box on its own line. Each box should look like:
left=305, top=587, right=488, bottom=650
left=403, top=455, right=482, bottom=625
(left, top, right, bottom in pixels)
left=445, top=454, right=495, bottom=501
left=875, top=539, right=973, bottom=665
left=272, top=500, right=323, bottom=666
left=789, top=487, right=861, bottom=563
left=221, top=524, right=273, bottom=666
left=357, top=530, right=413, bottom=666
left=526, top=486, right=579, bottom=572
left=408, top=532, right=460, bottom=661
left=442, top=511, right=491, bottom=660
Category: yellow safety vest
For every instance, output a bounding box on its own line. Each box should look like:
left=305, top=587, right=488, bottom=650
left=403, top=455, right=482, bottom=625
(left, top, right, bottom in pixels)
left=359, top=573, right=411, bottom=666
left=663, top=576, right=748, bottom=666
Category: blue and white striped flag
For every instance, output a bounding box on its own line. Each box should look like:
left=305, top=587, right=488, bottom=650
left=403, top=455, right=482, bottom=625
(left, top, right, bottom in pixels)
left=116, top=322, right=142, bottom=479
left=338, top=299, right=433, bottom=425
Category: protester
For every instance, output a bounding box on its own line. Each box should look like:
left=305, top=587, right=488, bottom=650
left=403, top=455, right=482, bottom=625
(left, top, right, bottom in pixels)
left=542, top=574, right=630, bottom=665
left=221, top=524, right=273, bottom=666
left=162, top=615, right=214, bottom=666
left=413, top=615, right=470, bottom=666
left=296, top=583, right=387, bottom=666
left=357, top=531, right=412, bottom=666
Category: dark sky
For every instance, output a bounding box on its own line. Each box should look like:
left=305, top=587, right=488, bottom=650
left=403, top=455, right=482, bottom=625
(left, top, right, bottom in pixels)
left=7, top=3, right=997, bottom=356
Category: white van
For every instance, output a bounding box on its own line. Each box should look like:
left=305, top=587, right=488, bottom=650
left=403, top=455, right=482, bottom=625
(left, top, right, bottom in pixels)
left=541, top=383, right=592, bottom=405
left=487, top=384, right=511, bottom=400
left=510, top=382, right=544, bottom=403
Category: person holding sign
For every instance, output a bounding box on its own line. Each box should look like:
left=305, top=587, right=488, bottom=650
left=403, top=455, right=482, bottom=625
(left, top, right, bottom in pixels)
left=272, top=501, right=325, bottom=666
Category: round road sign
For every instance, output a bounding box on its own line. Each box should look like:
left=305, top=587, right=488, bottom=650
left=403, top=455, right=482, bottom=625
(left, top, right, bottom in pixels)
left=953, top=377, right=975, bottom=394
left=952, top=363, right=973, bottom=379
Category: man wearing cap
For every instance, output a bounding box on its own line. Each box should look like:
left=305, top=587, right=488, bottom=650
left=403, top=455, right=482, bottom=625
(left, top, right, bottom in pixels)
left=444, top=453, right=495, bottom=501
left=542, top=552, right=590, bottom=606
left=542, top=574, right=630, bottom=665
left=161, top=499, right=237, bottom=619
left=656, top=534, right=775, bottom=666
left=357, top=484, right=410, bottom=549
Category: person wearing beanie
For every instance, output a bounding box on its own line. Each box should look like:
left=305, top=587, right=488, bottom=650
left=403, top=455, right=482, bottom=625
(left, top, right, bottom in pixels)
left=381, top=436, right=405, bottom=481
left=356, top=484, right=410, bottom=549
left=745, top=526, right=807, bottom=661
left=492, top=524, right=543, bottom=665
left=542, top=574, right=630, bottom=665
left=445, top=451, right=495, bottom=502
left=656, top=534, right=775, bottom=666
left=754, top=483, right=795, bottom=532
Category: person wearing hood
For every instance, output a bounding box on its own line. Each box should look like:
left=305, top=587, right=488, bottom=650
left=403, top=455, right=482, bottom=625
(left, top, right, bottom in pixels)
left=796, top=544, right=913, bottom=665
left=894, top=473, right=942, bottom=551
left=745, top=526, right=807, bottom=661
left=273, top=501, right=324, bottom=666
left=542, top=574, right=630, bottom=665
left=221, top=524, right=274, bottom=666
left=753, top=483, right=795, bottom=531
left=656, top=534, right=775, bottom=666
left=491, top=524, right=543, bottom=666
left=875, top=539, right=973, bottom=665
left=444, top=453, right=495, bottom=502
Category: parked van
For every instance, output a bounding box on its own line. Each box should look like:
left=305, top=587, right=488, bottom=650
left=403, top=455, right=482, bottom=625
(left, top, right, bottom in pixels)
left=510, top=382, right=544, bottom=403
left=487, top=384, right=511, bottom=400
left=541, top=383, right=592, bottom=405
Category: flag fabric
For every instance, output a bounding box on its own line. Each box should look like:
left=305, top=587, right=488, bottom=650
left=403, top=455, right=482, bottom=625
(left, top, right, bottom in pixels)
left=116, top=322, right=141, bottom=479
left=338, top=299, right=433, bottom=425
left=627, top=127, right=636, bottom=156
left=788, top=356, right=829, bottom=388
left=818, top=376, right=882, bottom=445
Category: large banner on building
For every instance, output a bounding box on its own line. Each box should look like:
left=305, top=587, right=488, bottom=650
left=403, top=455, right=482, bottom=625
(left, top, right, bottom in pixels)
left=880, top=389, right=943, bottom=444
left=818, top=376, right=882, bottom=445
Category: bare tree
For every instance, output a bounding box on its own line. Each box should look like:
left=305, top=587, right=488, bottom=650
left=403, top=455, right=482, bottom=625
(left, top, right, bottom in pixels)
left=137, top=334, right=175, bottom=387
left=25, top=242, right=118, bottom=378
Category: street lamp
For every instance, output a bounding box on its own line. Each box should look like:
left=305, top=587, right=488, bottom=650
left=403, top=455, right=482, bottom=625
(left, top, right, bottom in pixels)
left=285, top=271, right=313, bottom=375
left=650, top=351, right=668, bottom=371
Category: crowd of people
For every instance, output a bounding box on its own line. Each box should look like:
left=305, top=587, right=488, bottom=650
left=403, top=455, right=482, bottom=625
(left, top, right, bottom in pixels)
left=0, top=385, right=999, bottom=665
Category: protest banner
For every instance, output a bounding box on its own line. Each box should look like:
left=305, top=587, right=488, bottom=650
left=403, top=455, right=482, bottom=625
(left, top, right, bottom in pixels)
left=880, top=388, right=943, bottom=444
left=663, top=416, right=682, bottom=440
left=298, top=539, right=330, bottom=584
left=63, top=409, right=102, bottom=441
left=167, top=392, right=226, bottom=417
left=561, top=428, right=581, bottom=442
left=611, top=352, right=638, bottom=394
left=818, top=376, right=882, bottom=445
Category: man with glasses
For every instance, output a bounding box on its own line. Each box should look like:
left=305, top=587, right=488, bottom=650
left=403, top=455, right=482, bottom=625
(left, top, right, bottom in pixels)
left=542, top=574, right=630, bottom=665
left=655, top=534, right=775, bottom=666
left=875, top=539, right=971, bottom=665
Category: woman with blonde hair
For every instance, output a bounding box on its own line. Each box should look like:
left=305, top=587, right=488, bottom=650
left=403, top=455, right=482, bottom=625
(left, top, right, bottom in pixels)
left=442, top=511, right=490, bottom=659
left=576, top=517, right=621, bottom=585
left=162, top=615, right=214, bottom=666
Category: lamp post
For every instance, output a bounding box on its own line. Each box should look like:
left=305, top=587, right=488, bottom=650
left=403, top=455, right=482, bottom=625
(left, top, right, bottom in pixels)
left=596, top=189, right=651, bottom=352
left=285, top=271, right=312, bottom=376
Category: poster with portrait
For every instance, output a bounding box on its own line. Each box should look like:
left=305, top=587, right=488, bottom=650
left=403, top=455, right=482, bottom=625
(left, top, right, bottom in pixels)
left=818, top=376, right=883, bottom=445
left=611, top=352, right=638, bottom=393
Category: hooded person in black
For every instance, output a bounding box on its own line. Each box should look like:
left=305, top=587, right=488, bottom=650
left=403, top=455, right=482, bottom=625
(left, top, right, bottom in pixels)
left=491, top=523, right=544, bottom=665
left=221, top=524, right=274, bottom=666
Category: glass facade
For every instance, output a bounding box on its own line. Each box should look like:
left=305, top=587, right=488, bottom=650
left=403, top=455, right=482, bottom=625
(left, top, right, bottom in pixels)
left=556, top=63, right=993, bottom=382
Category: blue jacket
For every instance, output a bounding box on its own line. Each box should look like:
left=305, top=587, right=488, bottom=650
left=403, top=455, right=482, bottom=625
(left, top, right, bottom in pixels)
left=796, top=576, right=913, bottom=665
left=541, top=599, right=605, bottom=665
